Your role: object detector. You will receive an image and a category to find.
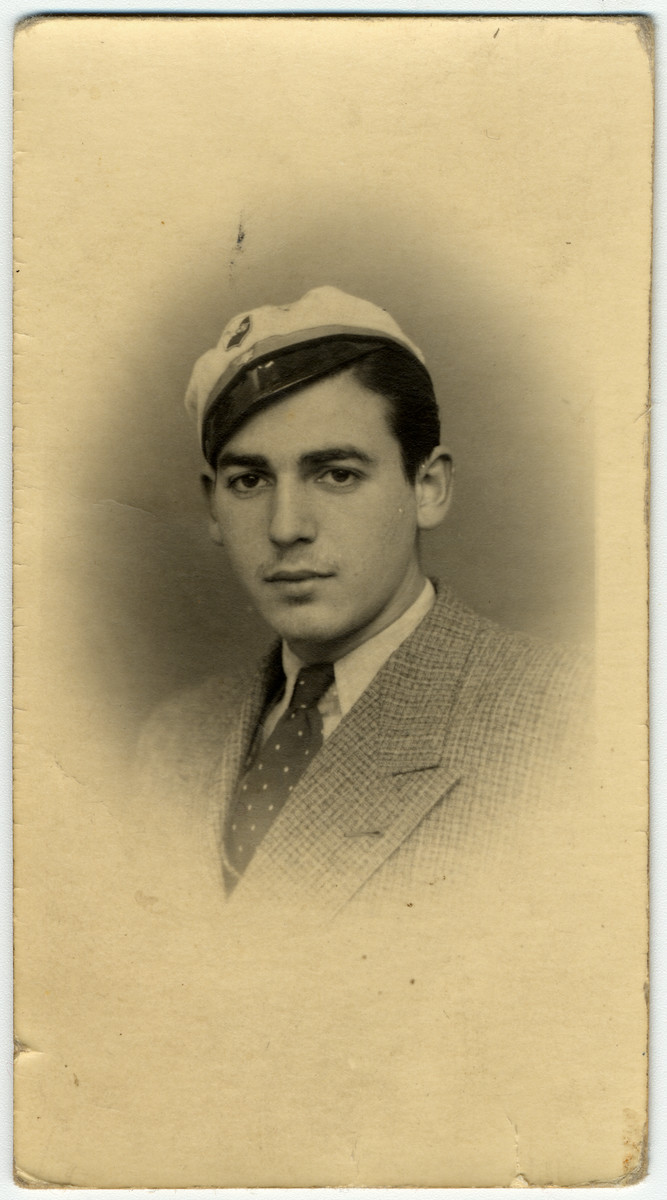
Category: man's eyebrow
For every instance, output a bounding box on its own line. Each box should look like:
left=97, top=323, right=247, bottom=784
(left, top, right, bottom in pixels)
left=301, top=447, right=376, bottom=468
left=216, top=452, right=271, bottom=472
left=216, top=447, right=376, bottom=472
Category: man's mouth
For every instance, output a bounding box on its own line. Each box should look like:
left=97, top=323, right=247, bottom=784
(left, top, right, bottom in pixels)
left=264, top=570, right=334, bottom=583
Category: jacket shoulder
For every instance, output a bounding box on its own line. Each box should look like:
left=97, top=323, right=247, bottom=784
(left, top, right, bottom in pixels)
left=469, top=610, right=590, bottom=687
left=134, top=671, right=248, bottom=783
left=458, top=608, right=592, bottom=757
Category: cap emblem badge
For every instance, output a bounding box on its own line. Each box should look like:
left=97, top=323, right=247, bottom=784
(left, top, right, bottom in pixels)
left=226, top=315, right=251, bottom=350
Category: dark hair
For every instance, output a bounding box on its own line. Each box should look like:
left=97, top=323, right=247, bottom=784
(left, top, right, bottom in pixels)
left=345, top=345, right=441, bottom=482
left=209, top=340, right=441, bottom=480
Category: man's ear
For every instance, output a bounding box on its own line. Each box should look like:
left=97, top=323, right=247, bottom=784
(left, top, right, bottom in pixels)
left=415, top=446, right=453, bottom=530
left=200, top=470, right=225, bottom=545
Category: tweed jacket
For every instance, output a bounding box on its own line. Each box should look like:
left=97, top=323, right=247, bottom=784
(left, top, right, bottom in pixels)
left=134, top=584, right=590, bottom=925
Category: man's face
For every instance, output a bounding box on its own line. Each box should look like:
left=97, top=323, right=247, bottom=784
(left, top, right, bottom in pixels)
left=207, top=372, right=434, bottom=662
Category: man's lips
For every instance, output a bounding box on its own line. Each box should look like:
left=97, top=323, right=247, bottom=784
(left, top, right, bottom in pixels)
left=264, top=570, right=335, bottom=583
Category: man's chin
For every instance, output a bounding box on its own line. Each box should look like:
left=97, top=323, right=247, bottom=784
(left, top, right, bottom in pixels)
left=260, top=601, right=349, bottom=652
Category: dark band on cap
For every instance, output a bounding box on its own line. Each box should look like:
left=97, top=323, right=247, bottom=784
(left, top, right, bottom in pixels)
left=202, top=334, right=408, bottom=466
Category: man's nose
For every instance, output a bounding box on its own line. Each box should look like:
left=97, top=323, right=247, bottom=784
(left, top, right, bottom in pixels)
left=268, top=480, right=317, bottom=546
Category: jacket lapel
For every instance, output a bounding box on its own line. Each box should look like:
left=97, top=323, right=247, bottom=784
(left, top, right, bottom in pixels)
left=225, top=585, right=482, bottom=919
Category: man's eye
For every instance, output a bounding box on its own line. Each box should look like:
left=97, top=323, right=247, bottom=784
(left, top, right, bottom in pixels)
left=227, top=473, right=269, bottom=493
left=320, top=468, right=359, bottom=486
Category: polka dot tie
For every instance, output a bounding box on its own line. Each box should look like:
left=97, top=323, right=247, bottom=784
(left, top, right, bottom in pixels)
left=224, top=662, right=335, bottom=886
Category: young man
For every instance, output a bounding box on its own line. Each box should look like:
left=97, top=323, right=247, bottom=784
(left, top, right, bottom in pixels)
left=136, top=286, right=589, bottom=924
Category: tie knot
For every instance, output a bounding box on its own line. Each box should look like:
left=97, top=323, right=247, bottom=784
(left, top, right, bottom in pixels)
left=290, top=662, right=335, bottom=710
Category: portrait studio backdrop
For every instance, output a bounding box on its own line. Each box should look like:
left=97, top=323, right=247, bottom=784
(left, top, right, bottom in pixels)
left=14, top=16, right=651, bottom=1188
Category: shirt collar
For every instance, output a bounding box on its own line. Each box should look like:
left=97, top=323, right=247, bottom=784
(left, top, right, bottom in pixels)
left=280, top=579, right=436, bottom=717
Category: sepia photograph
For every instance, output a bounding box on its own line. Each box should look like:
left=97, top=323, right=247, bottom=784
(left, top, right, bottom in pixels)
left=13, top=14, right=651, bottom=1187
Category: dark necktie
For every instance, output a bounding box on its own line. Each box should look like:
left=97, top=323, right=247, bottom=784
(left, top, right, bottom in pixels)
left=224, top=661, right=335, bottom=887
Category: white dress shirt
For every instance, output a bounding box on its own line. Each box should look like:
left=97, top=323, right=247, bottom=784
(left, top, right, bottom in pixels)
left=261, top=579, right=436, bottom=743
